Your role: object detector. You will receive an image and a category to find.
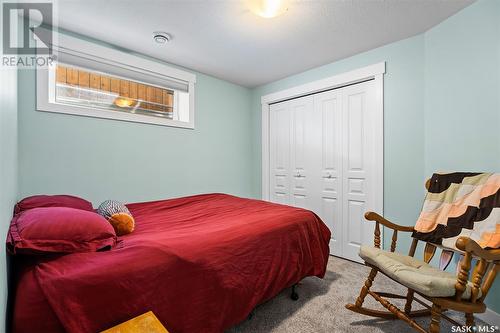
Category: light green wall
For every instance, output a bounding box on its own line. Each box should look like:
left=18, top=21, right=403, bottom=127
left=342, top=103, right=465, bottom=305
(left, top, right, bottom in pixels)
left=251, top=0, right=499, bottom=315
left=18, top=44, right=254, bottom=206
left=424, top=0, right=500, bottom=174
left=0, top=68, right=18, bottom=332
left=424, top=0, right=500, bottom=316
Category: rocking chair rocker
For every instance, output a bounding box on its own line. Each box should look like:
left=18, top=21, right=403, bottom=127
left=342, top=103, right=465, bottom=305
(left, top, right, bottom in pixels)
left=346, top=175, right=500, bottom=333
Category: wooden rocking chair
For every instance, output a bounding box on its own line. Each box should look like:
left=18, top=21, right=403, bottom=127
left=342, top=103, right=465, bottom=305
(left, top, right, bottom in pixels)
left=346, top=179, right=500, bottom=333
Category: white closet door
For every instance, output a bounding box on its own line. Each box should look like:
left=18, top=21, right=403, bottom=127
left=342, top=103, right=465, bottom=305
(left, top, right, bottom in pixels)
left=313, top=90, right=343, bottom=257
left=268, top=80, right=380, bottom=263
left=289, top=96, right=314, bottom=210
left=269, top=96, right=314, bottom=209
left=269, top=101, right=291, bottom=205
left=341, top=81, right=376, bottom=262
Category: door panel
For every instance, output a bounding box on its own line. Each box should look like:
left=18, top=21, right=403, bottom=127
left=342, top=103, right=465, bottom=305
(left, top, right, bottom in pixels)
left=342, top=81, right=375, bottom=262
left=292, top=194, right=308, bottom=209
left=347, top=200, right=365, bottom=246
left=273, top=192, right=287, bottom=205
left=269, top=95, right=314, bottom=209
left=314, top=90, right=343, bottom=256
left=290, top=96, right=314, bottom=210
left=269, top=102, right=291, bottom=204
left=346, top=94, right=364, bottom=171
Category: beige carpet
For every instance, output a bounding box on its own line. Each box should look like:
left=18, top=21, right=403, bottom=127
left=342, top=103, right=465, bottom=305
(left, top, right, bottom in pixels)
left=228, top=255, right=485, bottom=333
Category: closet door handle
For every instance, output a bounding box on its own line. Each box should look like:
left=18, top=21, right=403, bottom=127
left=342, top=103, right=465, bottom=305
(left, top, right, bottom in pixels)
left=322, top=174, right=333, bottom=179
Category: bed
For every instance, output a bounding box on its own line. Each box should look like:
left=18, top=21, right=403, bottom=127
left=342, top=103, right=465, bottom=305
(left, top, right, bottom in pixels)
left=11, top=193, right=331, bottom=333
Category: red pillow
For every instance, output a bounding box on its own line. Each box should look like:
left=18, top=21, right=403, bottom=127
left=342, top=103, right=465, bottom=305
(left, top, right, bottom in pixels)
left=7, top=207, right=117, bottom=255
left=14, top=195, right=93, bottom=215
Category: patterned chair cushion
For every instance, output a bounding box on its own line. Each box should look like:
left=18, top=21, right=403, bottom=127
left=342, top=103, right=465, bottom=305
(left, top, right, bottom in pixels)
left=359, top=246, right=479, bottom=299
left=97, top=200, right=135, bottom=236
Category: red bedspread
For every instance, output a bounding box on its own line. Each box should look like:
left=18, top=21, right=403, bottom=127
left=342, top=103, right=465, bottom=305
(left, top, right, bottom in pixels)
left=12, top=194, right=330, bottom=333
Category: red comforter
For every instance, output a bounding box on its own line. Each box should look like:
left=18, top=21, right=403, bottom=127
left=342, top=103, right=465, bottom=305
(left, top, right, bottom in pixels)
left=12, top=194, right=330, bottom=333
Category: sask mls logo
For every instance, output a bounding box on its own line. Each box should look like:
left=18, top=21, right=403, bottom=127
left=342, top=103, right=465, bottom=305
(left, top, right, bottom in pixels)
left=2, top=1, right=55, bottom=68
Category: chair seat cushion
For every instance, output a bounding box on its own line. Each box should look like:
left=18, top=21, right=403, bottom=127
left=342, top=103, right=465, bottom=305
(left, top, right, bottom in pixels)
left=359, top=246, right=480, bottom=299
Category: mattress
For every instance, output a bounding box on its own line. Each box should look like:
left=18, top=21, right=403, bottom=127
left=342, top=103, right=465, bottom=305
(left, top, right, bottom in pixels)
left=12, top=193, right=331, bottom=333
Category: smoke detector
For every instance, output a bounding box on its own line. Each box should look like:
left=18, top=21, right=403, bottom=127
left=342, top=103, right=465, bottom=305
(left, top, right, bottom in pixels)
left=153, top=32, right=171, bottom=44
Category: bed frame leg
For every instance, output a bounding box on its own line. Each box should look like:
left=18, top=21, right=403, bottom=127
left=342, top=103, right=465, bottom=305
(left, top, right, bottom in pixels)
left=291, top=284, right=299, bottom=301
left=247, top=310, right=255, bottom=320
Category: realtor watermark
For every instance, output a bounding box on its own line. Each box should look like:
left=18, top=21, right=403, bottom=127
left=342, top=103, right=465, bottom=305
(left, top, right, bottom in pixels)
left=1, top=1, right=55, bottom=68
left=451, top=325, right=499, bottom=332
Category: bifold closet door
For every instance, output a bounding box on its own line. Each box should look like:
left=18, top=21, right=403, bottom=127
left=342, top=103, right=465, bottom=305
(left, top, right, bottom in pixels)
left=340, top=81, right=376, bottom=262
left=312, top=89, right=343, bottom=257
left=269, top=95, right=315, bottom=210
left=268, top=80, right=378, bottom=263
left=313, top=81, right=377, bottom=262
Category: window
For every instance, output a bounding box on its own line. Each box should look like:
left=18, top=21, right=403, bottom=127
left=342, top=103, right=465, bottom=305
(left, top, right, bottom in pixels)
left=53, top=64, right=185, bottom=121
left=37, top=31, right=196, bottom=128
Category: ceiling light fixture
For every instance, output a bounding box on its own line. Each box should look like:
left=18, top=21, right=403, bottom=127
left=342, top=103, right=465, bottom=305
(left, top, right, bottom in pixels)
left=247, top=0, right=288, bottom=18
left=153, top=31, right=171, bottom=44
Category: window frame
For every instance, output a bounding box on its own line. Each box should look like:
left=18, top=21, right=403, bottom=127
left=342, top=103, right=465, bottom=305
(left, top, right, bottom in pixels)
left=36, top=30, right=196, bottom=129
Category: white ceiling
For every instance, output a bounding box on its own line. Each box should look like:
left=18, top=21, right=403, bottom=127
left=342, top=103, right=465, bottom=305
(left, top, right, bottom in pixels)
left=55, top=0, right=474, bottom=88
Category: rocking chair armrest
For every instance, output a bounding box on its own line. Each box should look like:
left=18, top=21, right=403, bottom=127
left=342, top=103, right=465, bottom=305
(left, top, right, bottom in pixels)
left=364, top=212, right=415, bottom=232
left=455, top=237, right=500, bottom=262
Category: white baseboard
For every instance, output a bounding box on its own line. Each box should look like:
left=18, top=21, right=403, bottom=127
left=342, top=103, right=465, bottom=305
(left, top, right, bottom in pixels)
left=477, top=308, right=500, bottom=326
